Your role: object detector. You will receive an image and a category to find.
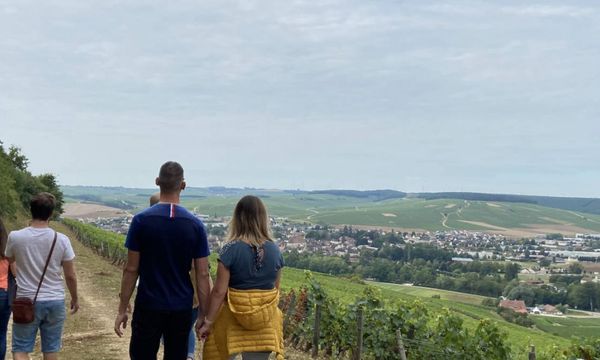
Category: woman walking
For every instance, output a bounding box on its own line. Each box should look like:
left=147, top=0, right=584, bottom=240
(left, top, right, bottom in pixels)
left=197, top=195, right=284, bottom=360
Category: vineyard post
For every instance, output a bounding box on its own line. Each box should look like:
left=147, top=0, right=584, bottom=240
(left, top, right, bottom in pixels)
left=283, top=292, right=297, bottom=332
left=311, top=303, right=321, bottom=359
left=396, top=329, right=407, bottom=360
left=528, top=345, right=536, bottom=360
left=353, top=307, right=363, bottom=360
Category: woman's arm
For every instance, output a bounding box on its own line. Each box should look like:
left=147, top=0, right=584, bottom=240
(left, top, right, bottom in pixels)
left=9, top=262, right=16, bottom=277
left=275, top=269, right=282, bottom=290
left=196, top=261, right=230, bottom=338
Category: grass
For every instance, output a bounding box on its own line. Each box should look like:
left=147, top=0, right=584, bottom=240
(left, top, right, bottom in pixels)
left=279, top=267, right=571, bottom=354
left=531, top=315, right=600, bottom=339
left=371, top=282, right=490, bottom=306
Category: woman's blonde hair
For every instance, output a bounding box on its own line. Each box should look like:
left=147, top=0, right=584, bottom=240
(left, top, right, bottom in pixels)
left=227, top=195, right=272, bottom=247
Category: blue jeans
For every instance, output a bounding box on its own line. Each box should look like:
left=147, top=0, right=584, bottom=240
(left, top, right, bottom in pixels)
left=12, top=300, right=65, bottom=353
left=0, top=290, right=11, bottom=360
left=188, top=307, right=199, bottom=359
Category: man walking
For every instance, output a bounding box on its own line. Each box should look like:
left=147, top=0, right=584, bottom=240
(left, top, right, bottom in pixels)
left=114, top=161, right=211, bottom=360
left=6, top=192, right=79, bottom=360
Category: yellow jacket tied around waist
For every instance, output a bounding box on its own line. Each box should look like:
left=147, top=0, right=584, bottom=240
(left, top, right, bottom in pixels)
left=203, top=288, right=284, bottom=360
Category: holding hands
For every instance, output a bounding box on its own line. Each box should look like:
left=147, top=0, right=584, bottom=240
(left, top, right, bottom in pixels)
left=196, top=318, right=213, bottom=340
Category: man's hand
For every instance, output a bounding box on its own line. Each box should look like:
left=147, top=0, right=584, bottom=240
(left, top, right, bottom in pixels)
left=70, top=298, right=79, bottom=314
left=114, top=312, right=129, bottom=337
left=196, top=319, right=212, bottom=341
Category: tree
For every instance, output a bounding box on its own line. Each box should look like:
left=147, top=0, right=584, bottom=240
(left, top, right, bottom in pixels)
left=568, top=262, right=584, bottom=274
left=568, top=282, right=600, bottom=311
left=0, top=156, right=18, bottom=217
left=539, top=258, right=551, bottom=267
left=7, top=145, right=29, bottom=171
left=504, top=262, right=520, bottom=281
left=507, top=285, right=536, bottom=306
left=37, top=173, right=64, bottom=216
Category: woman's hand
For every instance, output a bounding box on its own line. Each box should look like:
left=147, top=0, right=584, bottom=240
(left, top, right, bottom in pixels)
left=196, top=319, right=212, bottom=340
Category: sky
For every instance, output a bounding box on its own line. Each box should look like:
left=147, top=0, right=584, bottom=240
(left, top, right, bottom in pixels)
left=1, top=0, right=599, bottom=197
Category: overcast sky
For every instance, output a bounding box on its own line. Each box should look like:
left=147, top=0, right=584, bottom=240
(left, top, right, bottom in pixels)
left=1, top=1, right=599, bottom=197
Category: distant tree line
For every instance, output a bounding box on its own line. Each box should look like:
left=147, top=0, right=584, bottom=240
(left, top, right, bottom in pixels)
left=285, top=244, right=519, bottom=298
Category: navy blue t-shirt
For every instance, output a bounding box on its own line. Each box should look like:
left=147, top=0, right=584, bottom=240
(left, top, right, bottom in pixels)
left=218, top=240, right=284, bottom=290
left=125, top=203, right=210, bottom=311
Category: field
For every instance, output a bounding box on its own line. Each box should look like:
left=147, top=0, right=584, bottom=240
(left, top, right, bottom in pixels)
left=62, top=186, right=600, bottom=235
left=531, top=315, right=600, bottom=338
left=280, top=267, right=575, bottom=355
left=12, top=215, right=592, bottom=358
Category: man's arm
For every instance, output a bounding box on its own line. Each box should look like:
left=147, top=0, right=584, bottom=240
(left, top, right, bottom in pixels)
left=62, top=260, right=79, bottom=314
left=196, top=262, right=230, bottom=339
left=194, top=256, right=211, bottom=317
left=115, top=250, right=140, bottom=337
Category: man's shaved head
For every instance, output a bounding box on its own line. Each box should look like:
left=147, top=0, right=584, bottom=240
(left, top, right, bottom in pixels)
left=156, top=161, right=184, bottom=194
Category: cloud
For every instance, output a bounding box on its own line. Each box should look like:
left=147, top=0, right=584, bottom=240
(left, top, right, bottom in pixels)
left=1, top=0, right=599, bottom=195
left=501, top=5, right=595, bottom=18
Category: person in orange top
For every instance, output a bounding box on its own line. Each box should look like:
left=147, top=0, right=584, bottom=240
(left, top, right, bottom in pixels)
left=0, top=218, right=15, bottom=360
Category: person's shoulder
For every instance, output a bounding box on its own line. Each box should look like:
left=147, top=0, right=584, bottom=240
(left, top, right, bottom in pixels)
left=135, top=205, right=159, bottom=218
left=264, top=240, right=280, bottom=250
left=132, top=205, right=165, bottom=224
left=176, top=207, right=205, bottom=226
left=176, top=205, right=198, bottom=219
left=56, top=231, right=71, bottom=243
left=219, top=240, right=243, bottom=256
left=8, top=227, right=30, bottom=240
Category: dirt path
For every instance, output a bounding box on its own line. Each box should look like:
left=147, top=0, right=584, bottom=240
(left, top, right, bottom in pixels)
left=440, top=212, right=451, bottom=229
left=26, top=222, right=308, bottom=360
left=306, top=208, right=319, bottom=220
left=43, top=222, right=130, bottom=360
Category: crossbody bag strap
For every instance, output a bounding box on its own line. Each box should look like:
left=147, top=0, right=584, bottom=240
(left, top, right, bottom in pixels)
left=33, top=231, right=58, bottom=304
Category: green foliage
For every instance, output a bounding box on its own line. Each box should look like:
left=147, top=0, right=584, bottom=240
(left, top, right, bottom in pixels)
left=567, top=262, right=584, bottom=274
left=504, top=263, right=520, bottom=281
left=7, top=145, right=29, bottom=171
left=282, top=273, right=514, bottom=359
left=496, top=307, right=534, bottom=328
left=0, top=153, right=18, bottom=218
left=507, top=285, right=536, bottom=306
left=0, top=142, right=64, bottom=218
left=61, top=186, right=600, bottom=232
left=62, top=218, right=127, bottom=265
left=481, top=297, right=499, bottom=307
left=567, top=282, right=600, bottom=311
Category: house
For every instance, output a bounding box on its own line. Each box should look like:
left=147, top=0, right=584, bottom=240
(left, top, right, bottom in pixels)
left=541, top=304, right=561, bottom=315
left=499, top=300, right=527, bottom=314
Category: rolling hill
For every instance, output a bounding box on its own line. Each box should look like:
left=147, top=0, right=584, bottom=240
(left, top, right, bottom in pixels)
left=61, top=186, right=600, bottom=236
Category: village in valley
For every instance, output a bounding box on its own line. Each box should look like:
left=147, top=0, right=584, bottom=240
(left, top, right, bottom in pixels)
left=79, top=210, right=600, bottom=286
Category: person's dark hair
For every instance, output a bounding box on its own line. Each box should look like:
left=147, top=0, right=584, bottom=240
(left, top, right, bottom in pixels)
left=0, top=218, right=7, bottom=258
left=30, top=192, right=56, bottom=221
left=157, top=161, right=184, bottom=193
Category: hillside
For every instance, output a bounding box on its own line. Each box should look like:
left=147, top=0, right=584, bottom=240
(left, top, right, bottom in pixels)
left=62, top=185, right=600, bottom=236
left=58, top=219, right=599, bottom=359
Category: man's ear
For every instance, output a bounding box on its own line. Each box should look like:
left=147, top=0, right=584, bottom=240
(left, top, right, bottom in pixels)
left=181, top=181, right=186, bottom=191
left=155, top=177, right=160, bottom=186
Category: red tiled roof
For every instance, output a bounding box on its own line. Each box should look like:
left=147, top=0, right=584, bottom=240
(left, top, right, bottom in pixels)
left=499, top=300, right=527, bottom=314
